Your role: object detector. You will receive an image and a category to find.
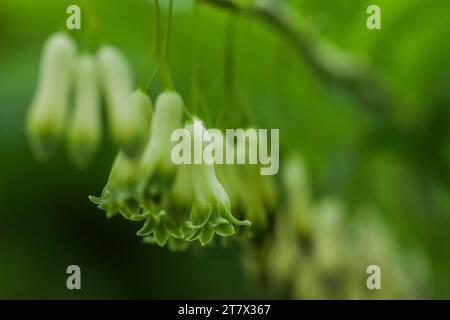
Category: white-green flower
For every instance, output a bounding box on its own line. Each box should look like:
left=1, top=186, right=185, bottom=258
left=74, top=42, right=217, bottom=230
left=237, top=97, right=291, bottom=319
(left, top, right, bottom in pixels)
left=26, top=32, right=77, bottom=160
left=97, top=46, right=148, bottom=157
left=67, top=55, right=102, bottom=168
left=312, top=199, right=347, bottom=272
left=137, top=90, right=184, bottom=207
left=282, top=155, right=312, bottom=235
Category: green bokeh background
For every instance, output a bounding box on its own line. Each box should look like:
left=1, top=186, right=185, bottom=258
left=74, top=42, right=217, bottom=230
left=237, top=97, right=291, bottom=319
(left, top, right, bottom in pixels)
left=0, top=0, right=449, bottom=298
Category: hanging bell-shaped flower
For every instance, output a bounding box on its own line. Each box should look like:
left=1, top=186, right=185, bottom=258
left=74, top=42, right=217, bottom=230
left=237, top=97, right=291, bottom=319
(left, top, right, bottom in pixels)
left=184, top=121, right=251, bottom=246
left=67, top=55, right=102, bottom=168
left=89, top=91, right=153, bottom=219
left=216, top=133, right=277, bottom=230
left=137, top=90, right=184, bottom=208
left=282, top=154, right=312, bottom=235
left=26, top=32, right=77, bottom=160
left=97, top=46, right=148, bottom=157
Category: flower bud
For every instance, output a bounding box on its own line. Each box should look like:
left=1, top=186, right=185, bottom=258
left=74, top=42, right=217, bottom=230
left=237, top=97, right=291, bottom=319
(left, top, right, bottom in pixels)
left=26, top=33, right=76, bottom=160
left=293, top=262, right=324, bottom=299
left=185, top=121, right=251, bottom=245
left=140, top=90, right=184, bottom=177
left=67, top=55, right=102, bottom=168
left=97, top=46, right=148, bottom=157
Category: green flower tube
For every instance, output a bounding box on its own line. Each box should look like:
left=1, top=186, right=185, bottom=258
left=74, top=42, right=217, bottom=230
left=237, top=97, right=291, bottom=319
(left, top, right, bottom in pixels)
left=97, top=46, right=148, bottom=157
left=138, top=91, right=184, bottom=206
left=67, top=55, right=102, bottom=168
left=137, top=210, right=184, bottom=247
left=26, top=33, right=77, bottom=160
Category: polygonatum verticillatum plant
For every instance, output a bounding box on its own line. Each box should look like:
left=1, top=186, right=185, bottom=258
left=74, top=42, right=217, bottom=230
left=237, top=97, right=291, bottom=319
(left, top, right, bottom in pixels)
left=25, top=0, right=431, bottom=298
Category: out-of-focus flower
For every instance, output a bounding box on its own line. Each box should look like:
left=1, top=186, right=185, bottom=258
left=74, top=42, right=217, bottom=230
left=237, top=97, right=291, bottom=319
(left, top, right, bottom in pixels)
left=26, top=32, right=77, bottom=160
left=67, top=55, right=102, bottom=168
left=89, top=89, right=153, bottom=218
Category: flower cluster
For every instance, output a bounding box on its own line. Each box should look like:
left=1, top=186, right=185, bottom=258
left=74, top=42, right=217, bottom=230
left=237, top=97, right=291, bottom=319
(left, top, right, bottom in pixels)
left=26, top=33, right=150, bottom=168
left=27, top=33, right=254, bottom=250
